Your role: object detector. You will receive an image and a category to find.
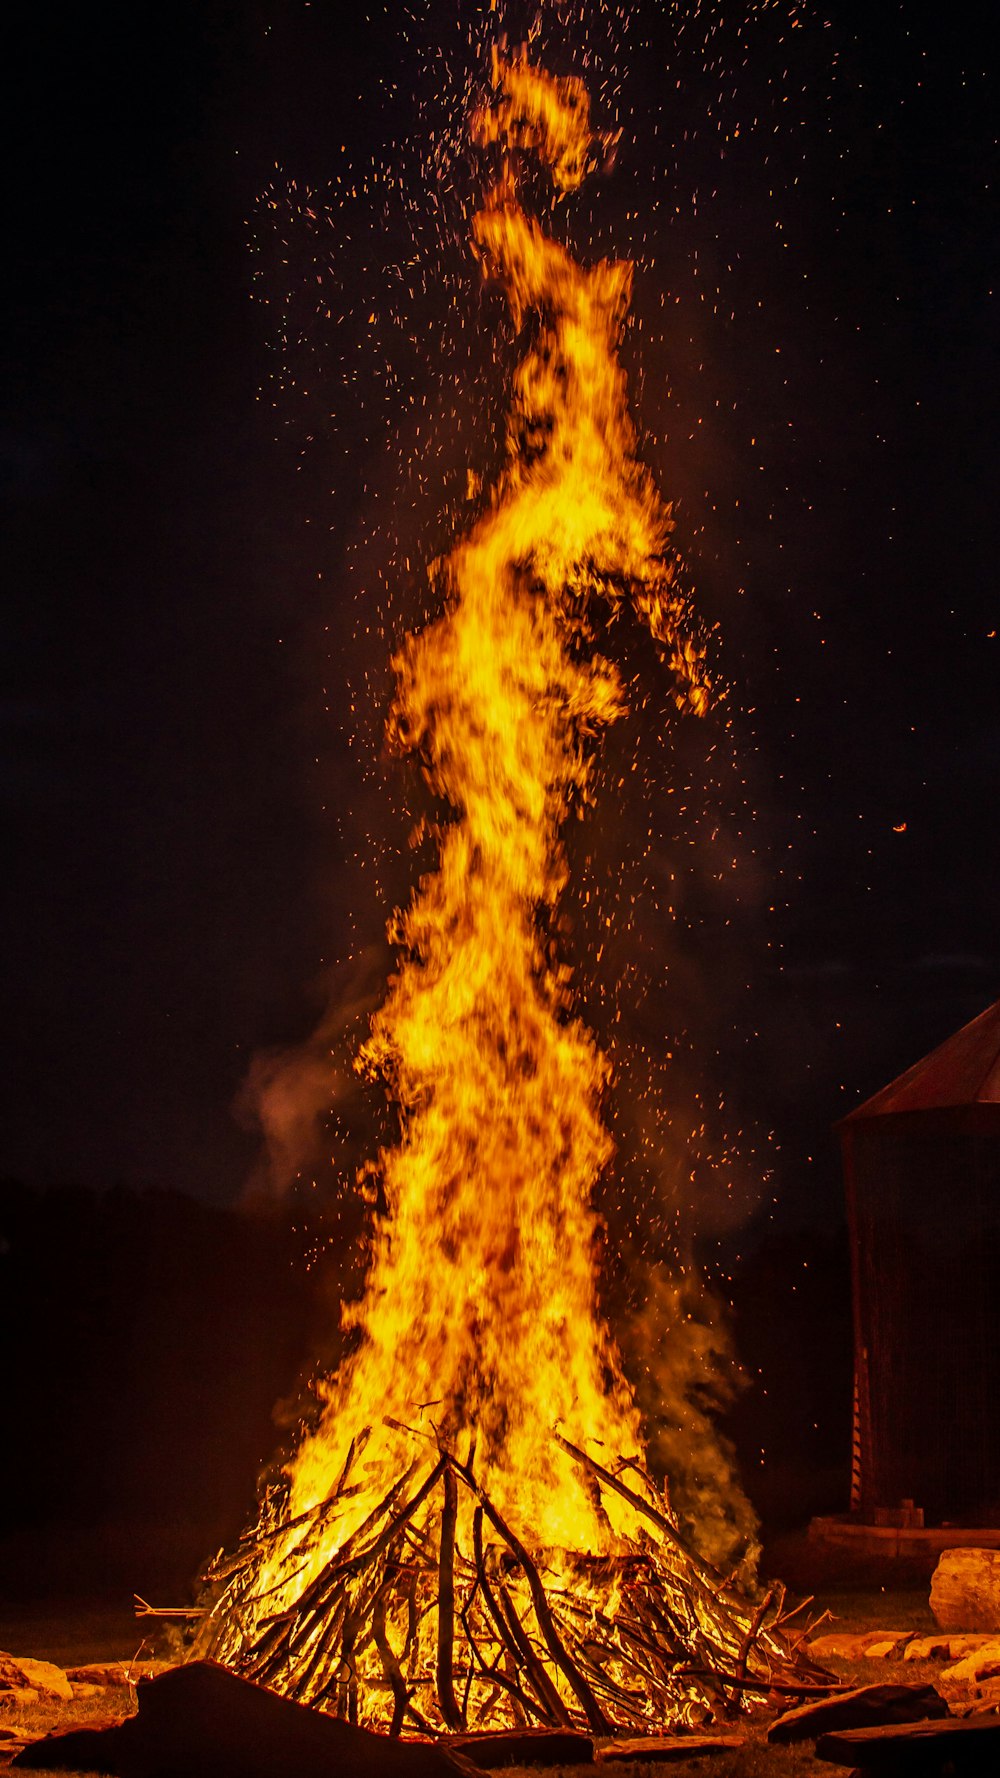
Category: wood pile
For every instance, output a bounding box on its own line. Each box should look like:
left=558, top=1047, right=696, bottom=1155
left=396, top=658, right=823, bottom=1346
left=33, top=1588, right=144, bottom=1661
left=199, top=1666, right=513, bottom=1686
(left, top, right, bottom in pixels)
left=194, top=1433, right=828, bottom=1735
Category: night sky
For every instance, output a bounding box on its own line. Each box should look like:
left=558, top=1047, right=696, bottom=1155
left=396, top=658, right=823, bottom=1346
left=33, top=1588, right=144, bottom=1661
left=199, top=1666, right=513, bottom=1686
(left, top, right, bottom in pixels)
left=3, top=0, right=997, bottom=1231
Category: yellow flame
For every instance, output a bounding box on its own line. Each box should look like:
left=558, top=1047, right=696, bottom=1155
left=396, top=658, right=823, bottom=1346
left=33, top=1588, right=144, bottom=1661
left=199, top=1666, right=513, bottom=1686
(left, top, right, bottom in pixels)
left=243, top=49, right=711, bottom=1672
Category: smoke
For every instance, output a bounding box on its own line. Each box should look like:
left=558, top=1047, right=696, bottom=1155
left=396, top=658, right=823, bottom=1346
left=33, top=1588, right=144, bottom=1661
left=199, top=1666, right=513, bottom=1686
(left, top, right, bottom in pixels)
left=621, top=1260, right=760, bottom=1582
left=235, top=948, right=385, bottom=1203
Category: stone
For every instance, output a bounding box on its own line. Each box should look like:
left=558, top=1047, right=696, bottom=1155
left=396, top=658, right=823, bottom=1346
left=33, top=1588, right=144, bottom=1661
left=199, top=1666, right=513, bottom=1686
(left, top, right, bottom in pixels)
left=931, top=1547, right=1000, bottom=1631
left=7, top=1658, right=74, bottom=1702
left=806, top=1632, right=875, bottom=1660
left=12, top=1719, right=127, bottom=1770
left=862, top=1636, right=913, bottom=1660
left=13, top=1660, right=472, bottom=1776
left=902, top=1634, right=1000, bottom=1661
left=937, top=1640, right=1000, bottom=1704
left=806, top=1631, right=913, bottom=1661
left=767, top=1682, right=948, bottom=1744
left=65, top=1663, right=133, bottom=1687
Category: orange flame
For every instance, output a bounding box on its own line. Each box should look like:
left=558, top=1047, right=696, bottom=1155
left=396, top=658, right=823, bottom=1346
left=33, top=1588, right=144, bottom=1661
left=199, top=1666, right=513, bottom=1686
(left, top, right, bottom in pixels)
left=239, top=49, right=711, bottom=1685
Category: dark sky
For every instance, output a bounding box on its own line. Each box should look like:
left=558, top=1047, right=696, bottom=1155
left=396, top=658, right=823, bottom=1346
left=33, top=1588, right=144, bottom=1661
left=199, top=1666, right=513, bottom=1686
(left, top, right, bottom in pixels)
left=3, top=0, right=997, bottom=1220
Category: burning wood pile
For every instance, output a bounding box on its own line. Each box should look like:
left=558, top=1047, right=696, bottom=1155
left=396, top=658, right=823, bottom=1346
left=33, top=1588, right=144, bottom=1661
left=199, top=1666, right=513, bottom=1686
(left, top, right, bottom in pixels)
left=195, top=47, right=821, bottom=1743
left=195, top=1432, right=819, bottom=1734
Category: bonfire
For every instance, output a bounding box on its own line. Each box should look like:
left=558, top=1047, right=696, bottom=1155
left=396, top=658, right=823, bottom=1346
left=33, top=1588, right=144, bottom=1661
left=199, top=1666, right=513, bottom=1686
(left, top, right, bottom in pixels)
left=195, top=50, right=818, bottom=1736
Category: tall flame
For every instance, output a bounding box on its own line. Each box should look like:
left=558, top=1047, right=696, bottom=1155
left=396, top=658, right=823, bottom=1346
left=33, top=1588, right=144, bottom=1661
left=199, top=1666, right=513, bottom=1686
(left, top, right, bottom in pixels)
left=201, top=60, right=732, bottom=1727
left=288, top=48, right=709, bottom=1560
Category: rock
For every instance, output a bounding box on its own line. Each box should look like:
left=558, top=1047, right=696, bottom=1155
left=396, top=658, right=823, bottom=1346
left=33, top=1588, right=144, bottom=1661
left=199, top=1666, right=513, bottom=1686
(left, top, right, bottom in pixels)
left=0, top=1688, right=39, bottom=1710
left=902, top=1633, right=1000, bottom=1661
left=806, top=1631, right=913, bottom=1661
left=814, top=1711, right=1000, bottom=1772
left=65, top=1663, right=133, bottom=1687
left=806, top=1632, right=876, bottom=1660
left=13, top=1660, right=472, bottom=1776
left=937, top=1640, right=1000, bottom=1704
left=12, top=1718, right=127, bottom=1769
left=7, top=1659, right=74, bottom=1703
left=767, top=1682, right=948, bottom=1744
left=950, top=1684, right=1000, bottom=1717
left=931, top=1547, right=1000, bottom=1631
left=448, top=1728, right=592, bottom=1766
left=70, top=1682, right=106, bottom=1699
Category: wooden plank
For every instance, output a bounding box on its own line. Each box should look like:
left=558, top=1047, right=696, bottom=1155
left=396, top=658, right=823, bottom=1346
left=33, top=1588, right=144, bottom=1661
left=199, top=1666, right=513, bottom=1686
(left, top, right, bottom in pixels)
left=597, top=1734, right=744, bottom=1763
left=815, top=1710, right=1000, bottom=1771
left=446, top=1727, right=593, bottom=1768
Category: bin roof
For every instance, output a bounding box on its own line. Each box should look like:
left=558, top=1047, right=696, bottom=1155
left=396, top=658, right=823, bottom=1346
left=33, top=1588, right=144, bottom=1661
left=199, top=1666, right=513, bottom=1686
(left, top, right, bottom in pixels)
left=842, top=995, right=1000, bottom=1122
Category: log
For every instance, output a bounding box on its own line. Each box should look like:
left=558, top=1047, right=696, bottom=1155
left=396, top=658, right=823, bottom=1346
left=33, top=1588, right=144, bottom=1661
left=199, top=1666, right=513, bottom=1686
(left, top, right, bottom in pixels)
left=554, top=1436, right=707, bottom=1575
left=597, top=1734, right=744, bottom=1764
left=447, top=1727, right=593, bottom=1767
left=814, top=1711, right=1000, bottom=1774
left=931, top=1548, right=1000, bottom=1631
left=767, top=1682, right=949, bottom=1744
left=494, top=1579, right=571, bottom=1726
left=437, top=1466, right=462, bottom=1729
left=372, top=1580, right=411, bottom=1737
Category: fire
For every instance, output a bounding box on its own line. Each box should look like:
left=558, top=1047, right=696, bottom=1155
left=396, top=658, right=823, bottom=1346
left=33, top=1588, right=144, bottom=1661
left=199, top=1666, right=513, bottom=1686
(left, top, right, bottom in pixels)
left=196, top=51, right=808, bottom=1735
left=286, top=47, right=707, bottom=1559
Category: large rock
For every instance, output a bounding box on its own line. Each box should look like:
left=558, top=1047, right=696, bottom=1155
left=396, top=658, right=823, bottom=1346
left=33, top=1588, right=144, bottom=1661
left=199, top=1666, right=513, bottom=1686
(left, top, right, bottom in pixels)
left=13, top=1659, right=471, bottom=1776
left=0, top=1654, right=73, bottom=1702
left=931, top=1547, right=1000, bottom=1630
left=767, top=1682, right=948, bottom=1745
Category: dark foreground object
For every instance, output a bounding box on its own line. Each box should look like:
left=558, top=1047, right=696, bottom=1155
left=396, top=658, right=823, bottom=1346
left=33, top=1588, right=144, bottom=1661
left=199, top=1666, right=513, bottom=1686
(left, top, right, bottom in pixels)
left=815, top=1711, right=1000, bottom=1774
left=767, top=1681, right=948, bottom=1743
left=13, top=1660, right=467, bottom=1777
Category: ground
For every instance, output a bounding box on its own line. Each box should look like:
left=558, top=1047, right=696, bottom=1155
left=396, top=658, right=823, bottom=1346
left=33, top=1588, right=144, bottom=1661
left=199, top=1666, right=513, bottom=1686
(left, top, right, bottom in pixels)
left=0, top=1549, right=957, bottom=1777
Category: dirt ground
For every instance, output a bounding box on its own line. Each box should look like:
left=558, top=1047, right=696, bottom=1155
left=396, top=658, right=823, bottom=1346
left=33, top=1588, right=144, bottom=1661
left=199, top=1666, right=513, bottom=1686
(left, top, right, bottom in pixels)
left=0, top=1547, right=965, bottom=1778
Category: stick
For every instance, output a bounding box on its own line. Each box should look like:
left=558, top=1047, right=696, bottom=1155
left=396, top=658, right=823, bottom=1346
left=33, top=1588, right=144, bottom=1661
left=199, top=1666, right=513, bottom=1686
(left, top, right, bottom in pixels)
left=675, top=1667, right=854, bottom=1696
left=496, top=1578, right=574, bottom=1727
left=449, top=1451, right=611, bottom=1735
left=735, top=1584, right=776, bottom=1684
left=372, top=1574, right=409, bottom=1736
left=133, top=1596, right=204, bottom=1619
left=437, top=1464, right=463, bottom=1729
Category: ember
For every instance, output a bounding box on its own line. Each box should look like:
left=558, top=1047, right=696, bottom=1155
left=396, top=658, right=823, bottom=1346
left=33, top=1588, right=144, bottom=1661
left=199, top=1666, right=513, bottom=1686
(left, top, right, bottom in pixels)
left=196, top=49, right=816, bottom=1735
